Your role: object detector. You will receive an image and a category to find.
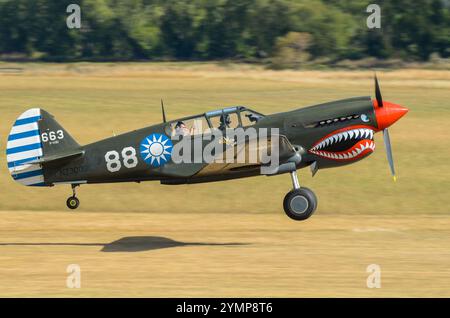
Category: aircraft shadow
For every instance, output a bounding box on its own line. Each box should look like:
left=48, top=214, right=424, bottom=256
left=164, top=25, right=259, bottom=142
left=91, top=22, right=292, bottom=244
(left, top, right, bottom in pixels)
left=0, top=236, right=248, bottom=252
left=102, top=236, right=247, bottom=252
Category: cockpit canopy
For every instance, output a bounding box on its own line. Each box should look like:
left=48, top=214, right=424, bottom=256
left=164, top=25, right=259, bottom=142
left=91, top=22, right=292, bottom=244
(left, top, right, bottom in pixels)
left=166, top=106, right=264, bottom=137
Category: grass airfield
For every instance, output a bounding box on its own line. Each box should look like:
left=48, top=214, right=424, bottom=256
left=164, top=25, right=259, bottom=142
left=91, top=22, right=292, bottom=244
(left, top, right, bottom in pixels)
left=1, top=212, right=449, bottom=297
left=0, top=63, right=449, bottom=297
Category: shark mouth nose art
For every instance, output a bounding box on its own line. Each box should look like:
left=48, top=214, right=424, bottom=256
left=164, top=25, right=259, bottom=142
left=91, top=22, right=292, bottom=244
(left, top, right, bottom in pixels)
left=309, top=126, right=375, bottom=160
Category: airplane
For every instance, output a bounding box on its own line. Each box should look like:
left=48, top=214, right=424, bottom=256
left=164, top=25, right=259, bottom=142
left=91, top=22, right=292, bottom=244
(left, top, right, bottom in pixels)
left=5, top=76, right=408, bottom=221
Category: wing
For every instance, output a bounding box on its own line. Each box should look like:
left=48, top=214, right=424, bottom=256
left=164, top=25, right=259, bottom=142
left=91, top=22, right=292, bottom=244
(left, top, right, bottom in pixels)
left=193, top=133, right=298, bottom=177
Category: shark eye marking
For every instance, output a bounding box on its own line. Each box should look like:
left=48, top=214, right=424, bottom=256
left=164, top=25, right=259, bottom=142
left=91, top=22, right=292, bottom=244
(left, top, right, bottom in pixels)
left=315, top=114, right=360, bottom=127
left=361, top=114, right=370, bottom=122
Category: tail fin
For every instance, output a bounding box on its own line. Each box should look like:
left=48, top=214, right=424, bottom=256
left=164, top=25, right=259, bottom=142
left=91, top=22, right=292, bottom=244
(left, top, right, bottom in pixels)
left=38, top=109, right=80, bottom=157
left=6, top=108, right=80, bottom=186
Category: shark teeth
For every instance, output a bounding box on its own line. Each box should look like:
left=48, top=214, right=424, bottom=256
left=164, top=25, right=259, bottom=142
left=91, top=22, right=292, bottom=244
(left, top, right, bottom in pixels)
left=311, top=128, right=374, bottom=152
left=310, top=140, right=375, bottom=160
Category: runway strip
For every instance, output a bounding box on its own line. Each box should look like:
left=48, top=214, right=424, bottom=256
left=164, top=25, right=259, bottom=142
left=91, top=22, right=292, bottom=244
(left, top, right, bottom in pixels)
left=0, top=211, right=449, bottom=297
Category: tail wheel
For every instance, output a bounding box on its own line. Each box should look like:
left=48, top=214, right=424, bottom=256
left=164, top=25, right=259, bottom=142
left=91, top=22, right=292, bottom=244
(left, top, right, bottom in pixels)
left=66, top=196, right=80, bottom=210
left=283, top=187, right=317, bottom=221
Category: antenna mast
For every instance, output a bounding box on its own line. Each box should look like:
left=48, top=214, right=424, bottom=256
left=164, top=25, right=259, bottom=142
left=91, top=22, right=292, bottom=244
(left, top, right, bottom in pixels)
left=161, top=99, right=167, bottom=123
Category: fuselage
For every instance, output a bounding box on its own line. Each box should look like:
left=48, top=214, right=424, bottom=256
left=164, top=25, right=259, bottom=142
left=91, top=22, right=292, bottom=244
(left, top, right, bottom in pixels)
left=36, top=96, right=407, bottom=186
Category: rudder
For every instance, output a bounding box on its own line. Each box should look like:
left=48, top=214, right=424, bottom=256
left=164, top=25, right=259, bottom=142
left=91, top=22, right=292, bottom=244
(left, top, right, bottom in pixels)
left=6, top=108, right=80, bottom=186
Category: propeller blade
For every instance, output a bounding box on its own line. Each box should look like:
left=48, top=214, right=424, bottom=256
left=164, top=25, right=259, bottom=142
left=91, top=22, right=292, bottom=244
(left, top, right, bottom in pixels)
left=375, top=74, right=383, bottom=107
left=383, top=128, right=396, bottom=181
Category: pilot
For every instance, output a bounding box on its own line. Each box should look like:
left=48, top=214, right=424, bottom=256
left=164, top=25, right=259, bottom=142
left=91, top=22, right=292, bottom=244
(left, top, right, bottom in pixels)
left=174, top=121, right=190, bottom=136
left=219, top=114, right=231, bottom=130
left=245, top=113, right=261, bottom=123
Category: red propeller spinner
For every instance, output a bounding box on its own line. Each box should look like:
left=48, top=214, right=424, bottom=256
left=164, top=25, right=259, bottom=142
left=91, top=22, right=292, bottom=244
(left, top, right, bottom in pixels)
left=373, top=99, right=409, bottom=130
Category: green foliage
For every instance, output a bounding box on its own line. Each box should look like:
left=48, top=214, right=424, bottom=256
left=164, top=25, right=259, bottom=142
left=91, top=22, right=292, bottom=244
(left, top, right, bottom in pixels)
left=0, top=0, right=447, bottom=62
left=270, top=32, right=312, bottom=69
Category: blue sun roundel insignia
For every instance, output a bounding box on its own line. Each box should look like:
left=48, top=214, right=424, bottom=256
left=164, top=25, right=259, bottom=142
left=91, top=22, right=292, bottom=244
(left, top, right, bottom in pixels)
left=140, top=133, right=173, bottom=167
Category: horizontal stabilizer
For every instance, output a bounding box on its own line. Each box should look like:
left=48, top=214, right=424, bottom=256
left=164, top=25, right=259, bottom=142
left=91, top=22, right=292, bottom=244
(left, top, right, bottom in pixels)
left=26, top=149, right=84, bottom=165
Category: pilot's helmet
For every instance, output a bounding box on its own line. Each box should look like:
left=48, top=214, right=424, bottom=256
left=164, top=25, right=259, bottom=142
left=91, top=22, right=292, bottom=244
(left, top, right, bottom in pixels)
left=220, top=114, right=231, bottom=126
left=175, top=121, right=185, bottom=128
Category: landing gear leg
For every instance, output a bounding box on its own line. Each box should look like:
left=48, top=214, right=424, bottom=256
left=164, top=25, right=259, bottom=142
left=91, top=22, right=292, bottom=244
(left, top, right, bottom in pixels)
left=66, top=184, right=80, bottom=210
left=283, top=170, right=317, bottom=221
left=290, top=170, right=300, bottom=190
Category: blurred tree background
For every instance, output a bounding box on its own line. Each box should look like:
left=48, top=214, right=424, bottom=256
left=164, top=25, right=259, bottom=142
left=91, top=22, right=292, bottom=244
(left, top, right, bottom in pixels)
left=0, top=0, right=448, bottom=66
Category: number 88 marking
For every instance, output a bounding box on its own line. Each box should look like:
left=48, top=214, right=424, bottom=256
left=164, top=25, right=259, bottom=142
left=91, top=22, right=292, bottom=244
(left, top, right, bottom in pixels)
left=105, top=151, right=121, bottom=172
left=122, top=147, right=137, bottom=169
left=105, top=147, right=138, bottom=172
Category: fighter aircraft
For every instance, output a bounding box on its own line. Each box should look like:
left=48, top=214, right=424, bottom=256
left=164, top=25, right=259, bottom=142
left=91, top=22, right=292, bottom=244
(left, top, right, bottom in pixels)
left=6, top=76, right=407, bottom=221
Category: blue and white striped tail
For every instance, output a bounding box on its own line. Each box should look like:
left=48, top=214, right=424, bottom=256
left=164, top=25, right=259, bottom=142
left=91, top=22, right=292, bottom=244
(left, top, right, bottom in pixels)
left=6, top=108, right=46, bottom=186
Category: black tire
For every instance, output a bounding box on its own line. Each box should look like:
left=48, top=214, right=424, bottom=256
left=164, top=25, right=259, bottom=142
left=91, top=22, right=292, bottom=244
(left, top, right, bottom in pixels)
left=66, top=196, right=80, bottom=210
left=283, top=187, right=317, bottom=221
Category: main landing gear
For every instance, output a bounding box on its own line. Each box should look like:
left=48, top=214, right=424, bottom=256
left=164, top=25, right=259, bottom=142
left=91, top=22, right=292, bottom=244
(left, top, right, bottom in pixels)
left=66, top=184, right=80, bottom=210
left=283, top=170, right=318, bottom=221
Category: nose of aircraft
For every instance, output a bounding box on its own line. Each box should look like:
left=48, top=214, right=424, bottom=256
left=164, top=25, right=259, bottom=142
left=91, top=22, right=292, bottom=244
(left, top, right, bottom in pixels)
left=373, top=100, right=409, bottom=130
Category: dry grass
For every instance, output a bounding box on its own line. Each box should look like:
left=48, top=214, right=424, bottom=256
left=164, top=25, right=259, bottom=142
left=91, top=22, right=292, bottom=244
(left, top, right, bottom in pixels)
left=0, top=63, right=449, bottom=296
left=0, top=211, right=449, bottom=297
